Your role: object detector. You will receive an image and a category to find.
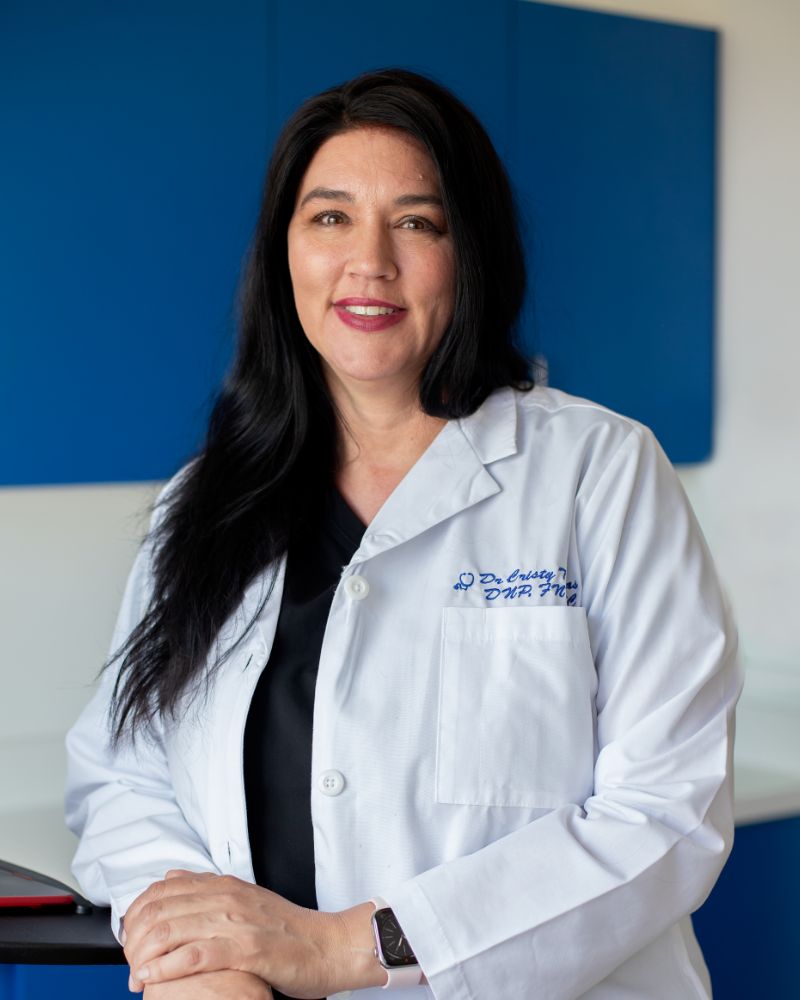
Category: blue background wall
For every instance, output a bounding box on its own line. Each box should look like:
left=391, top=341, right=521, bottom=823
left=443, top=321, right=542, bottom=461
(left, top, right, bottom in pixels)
left=512, top=3, right=716, bottom=444
left=1, top=0, right=716, bottom=487
left=1, top=1, right=270, bottom=484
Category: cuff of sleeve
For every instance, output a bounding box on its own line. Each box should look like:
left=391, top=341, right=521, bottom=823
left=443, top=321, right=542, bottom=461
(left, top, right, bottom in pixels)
left=382, top=878, right=472, bottom=999
left=111, top=901, right=125, bottom=945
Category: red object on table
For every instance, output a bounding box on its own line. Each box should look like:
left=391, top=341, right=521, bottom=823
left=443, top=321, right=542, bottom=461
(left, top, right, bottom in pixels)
left=0, top=861, right=74, bottom=908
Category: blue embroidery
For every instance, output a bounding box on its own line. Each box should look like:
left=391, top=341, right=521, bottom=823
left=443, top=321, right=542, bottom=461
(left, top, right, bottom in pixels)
left=453, top=567, right=579, bottom=605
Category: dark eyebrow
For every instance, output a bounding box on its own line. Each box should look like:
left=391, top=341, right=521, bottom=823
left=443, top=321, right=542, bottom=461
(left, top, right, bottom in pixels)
left=298, top=188, right=444, bottom=210
left=298, top=187, right=355, bottom=208
left=394, top=193, right=444, bottom=208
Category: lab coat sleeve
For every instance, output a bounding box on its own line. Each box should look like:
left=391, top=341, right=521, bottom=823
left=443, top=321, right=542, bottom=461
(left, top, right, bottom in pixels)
left=64, top=515, right=221, bottom=941
left=384, top=425, right=741, bottom=1000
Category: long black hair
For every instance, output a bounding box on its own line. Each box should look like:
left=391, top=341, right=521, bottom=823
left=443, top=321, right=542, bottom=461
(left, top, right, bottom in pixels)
left=109, top=68, right=530, bottom=745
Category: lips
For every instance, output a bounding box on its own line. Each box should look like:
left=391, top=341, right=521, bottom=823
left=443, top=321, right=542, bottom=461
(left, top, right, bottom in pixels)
left=343, top=304, right=396, bottom=316
left=333, top=297, right=407, bottom=332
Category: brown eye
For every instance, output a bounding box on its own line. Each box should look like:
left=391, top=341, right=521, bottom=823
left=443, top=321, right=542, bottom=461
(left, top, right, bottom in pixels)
left=397, top=216, right=440, bottom=233
left=313, top=211, right=347, bottom=226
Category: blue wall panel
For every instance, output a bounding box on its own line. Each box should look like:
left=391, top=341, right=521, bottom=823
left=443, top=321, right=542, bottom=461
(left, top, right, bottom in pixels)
left=0, top=0, right=269, bottom=485
left=1, top=0, right=715, bottom=479
left=693, top=815, right=800, bottom=999
left=268, top=0, right=513, bottom=159
left=512, top=2, right=716, bottom=460
left=0, top=963, right=128, bottom=999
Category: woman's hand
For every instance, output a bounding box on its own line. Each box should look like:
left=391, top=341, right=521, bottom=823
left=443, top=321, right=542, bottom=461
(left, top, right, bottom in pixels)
left=142, top=970, right=273, bottom=999
left=123, top=870, right=382, bottom=998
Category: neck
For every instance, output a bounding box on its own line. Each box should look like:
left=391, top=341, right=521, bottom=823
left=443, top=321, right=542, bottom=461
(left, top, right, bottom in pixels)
left=328, top=374, right=445, bottom=467
left=326, top=374, right=447, bottom=526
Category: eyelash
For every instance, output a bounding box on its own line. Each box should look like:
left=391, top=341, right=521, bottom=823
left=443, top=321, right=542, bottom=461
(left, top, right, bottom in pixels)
left=311, top=211, right=442, bottom=234
left=312, top=211, right=347, bottom=227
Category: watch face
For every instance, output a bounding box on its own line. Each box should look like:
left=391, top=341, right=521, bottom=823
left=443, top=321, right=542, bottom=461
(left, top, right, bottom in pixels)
left=374, top=907, right=417, bottom=967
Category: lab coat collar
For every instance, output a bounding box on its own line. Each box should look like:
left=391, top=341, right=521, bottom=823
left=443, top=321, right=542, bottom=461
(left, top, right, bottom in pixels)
left=353, top=387, right=519, bottom=562
left=220, top=390, right=519, bottom=632
left=457, top=385, right=518, bottom=465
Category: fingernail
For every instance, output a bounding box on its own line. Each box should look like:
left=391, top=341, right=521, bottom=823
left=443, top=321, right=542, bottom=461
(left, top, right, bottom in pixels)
left=120, top=927, right=127, bottom=946
left=136, top=967, right=150, bottom=981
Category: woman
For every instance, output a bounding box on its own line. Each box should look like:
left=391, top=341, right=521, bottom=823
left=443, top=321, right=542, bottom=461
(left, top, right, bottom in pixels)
left=65, top=69, right=740, bottom=999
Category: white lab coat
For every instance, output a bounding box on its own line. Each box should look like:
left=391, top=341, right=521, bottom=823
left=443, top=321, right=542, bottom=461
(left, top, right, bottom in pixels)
left=65, top=386, right=740, bottom=1000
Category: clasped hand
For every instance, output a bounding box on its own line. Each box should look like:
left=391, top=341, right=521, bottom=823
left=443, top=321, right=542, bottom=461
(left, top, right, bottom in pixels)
left=122, top=870, right=347, bottom=997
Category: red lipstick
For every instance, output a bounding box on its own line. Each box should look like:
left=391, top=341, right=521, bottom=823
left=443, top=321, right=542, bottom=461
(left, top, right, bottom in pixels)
left=333, top=297, right=407, bottom=332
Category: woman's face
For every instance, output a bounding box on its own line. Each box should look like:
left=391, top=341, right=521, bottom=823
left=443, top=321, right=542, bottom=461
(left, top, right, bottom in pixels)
left=287, top=127, right=455, bottom=401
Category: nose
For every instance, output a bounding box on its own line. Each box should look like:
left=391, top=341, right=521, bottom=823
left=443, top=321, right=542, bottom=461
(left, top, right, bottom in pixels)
left=347, top=222, right=398, bottom=281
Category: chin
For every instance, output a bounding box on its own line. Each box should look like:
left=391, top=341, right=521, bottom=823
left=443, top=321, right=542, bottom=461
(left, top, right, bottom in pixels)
left=328, top=355, right=424, bottom=389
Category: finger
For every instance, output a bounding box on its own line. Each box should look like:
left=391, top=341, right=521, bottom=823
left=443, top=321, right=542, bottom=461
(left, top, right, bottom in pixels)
left=127, top=884, right=235, bottom=955
left=125, top=901, right=208, bottom=973
left=165, top=868, right=216, bottom=880
left=165, top=869, right=190, bottom=880
left=130, top=906, right=238, bottom=977
left=132, top=937, right=234, bottom=987
left=125, top=873, right=216, bottom=930
left=124, top=877, right=172, bottom=931
left=125, top=878, right=248, bottom=970
left=124, top=883, right=238, bottom=969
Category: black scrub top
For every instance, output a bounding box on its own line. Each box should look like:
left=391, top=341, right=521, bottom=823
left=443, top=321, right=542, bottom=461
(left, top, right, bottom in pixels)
left=243, top=491, right=365, bottom=996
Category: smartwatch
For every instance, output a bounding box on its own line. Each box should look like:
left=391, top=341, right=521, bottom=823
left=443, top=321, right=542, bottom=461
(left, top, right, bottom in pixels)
left=370, top=896, right=423, bottom=989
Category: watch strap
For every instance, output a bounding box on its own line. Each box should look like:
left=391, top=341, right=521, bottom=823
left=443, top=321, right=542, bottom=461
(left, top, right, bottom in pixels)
left=370, top=896, right=423, bottom=989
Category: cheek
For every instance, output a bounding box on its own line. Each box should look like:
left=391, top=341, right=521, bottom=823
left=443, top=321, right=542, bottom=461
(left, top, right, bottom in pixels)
left=288, top=243, right=333, bottom=317
left=425, top=256, right=456, bottom=320
left=422, top=240, right=455, bottom=296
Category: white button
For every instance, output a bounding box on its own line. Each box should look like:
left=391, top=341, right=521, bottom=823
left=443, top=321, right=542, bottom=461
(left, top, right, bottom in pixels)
left=318, top=769, right=346, bottom=796
left=344, top=574, right=370, bottom=601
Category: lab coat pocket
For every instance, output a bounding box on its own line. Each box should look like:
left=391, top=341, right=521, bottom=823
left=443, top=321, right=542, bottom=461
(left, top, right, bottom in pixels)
left=436, top=605, right=597, bottom=808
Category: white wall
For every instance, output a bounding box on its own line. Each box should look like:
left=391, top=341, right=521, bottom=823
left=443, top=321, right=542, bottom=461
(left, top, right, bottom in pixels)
left=0, top=485, right=156, bottom=802
left=0, top=483, right=157, bottom=882
left=1, top=0, right=798, bottom=871
left=534, top=0, right=800, bottom=701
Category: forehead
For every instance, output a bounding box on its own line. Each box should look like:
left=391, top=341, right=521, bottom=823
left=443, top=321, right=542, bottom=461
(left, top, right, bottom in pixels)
left=296, top=127, right=441, bottom=198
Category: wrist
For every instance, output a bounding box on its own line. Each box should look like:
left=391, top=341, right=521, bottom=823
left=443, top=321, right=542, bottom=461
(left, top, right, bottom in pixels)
left=329, top=901, right=388, bottom=993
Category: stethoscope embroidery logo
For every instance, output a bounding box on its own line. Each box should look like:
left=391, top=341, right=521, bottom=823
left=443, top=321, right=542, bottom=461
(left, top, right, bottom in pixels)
left=453, top=567, right=579, bottom=604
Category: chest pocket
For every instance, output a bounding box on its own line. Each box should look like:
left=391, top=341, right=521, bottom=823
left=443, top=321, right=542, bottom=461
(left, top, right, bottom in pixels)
left=436, top=605, right=597, bottom=809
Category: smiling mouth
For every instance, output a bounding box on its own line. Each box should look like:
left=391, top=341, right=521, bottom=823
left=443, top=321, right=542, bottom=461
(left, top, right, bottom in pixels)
left=333, top=299, right=407, bottom=331
left=342, top=304, right=399, bottom=316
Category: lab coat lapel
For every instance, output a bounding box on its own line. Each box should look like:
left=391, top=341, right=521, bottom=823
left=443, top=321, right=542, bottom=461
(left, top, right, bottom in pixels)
left=357, top=388, right=518, bottom=559
left=210, top=558, right=286, bottom=660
